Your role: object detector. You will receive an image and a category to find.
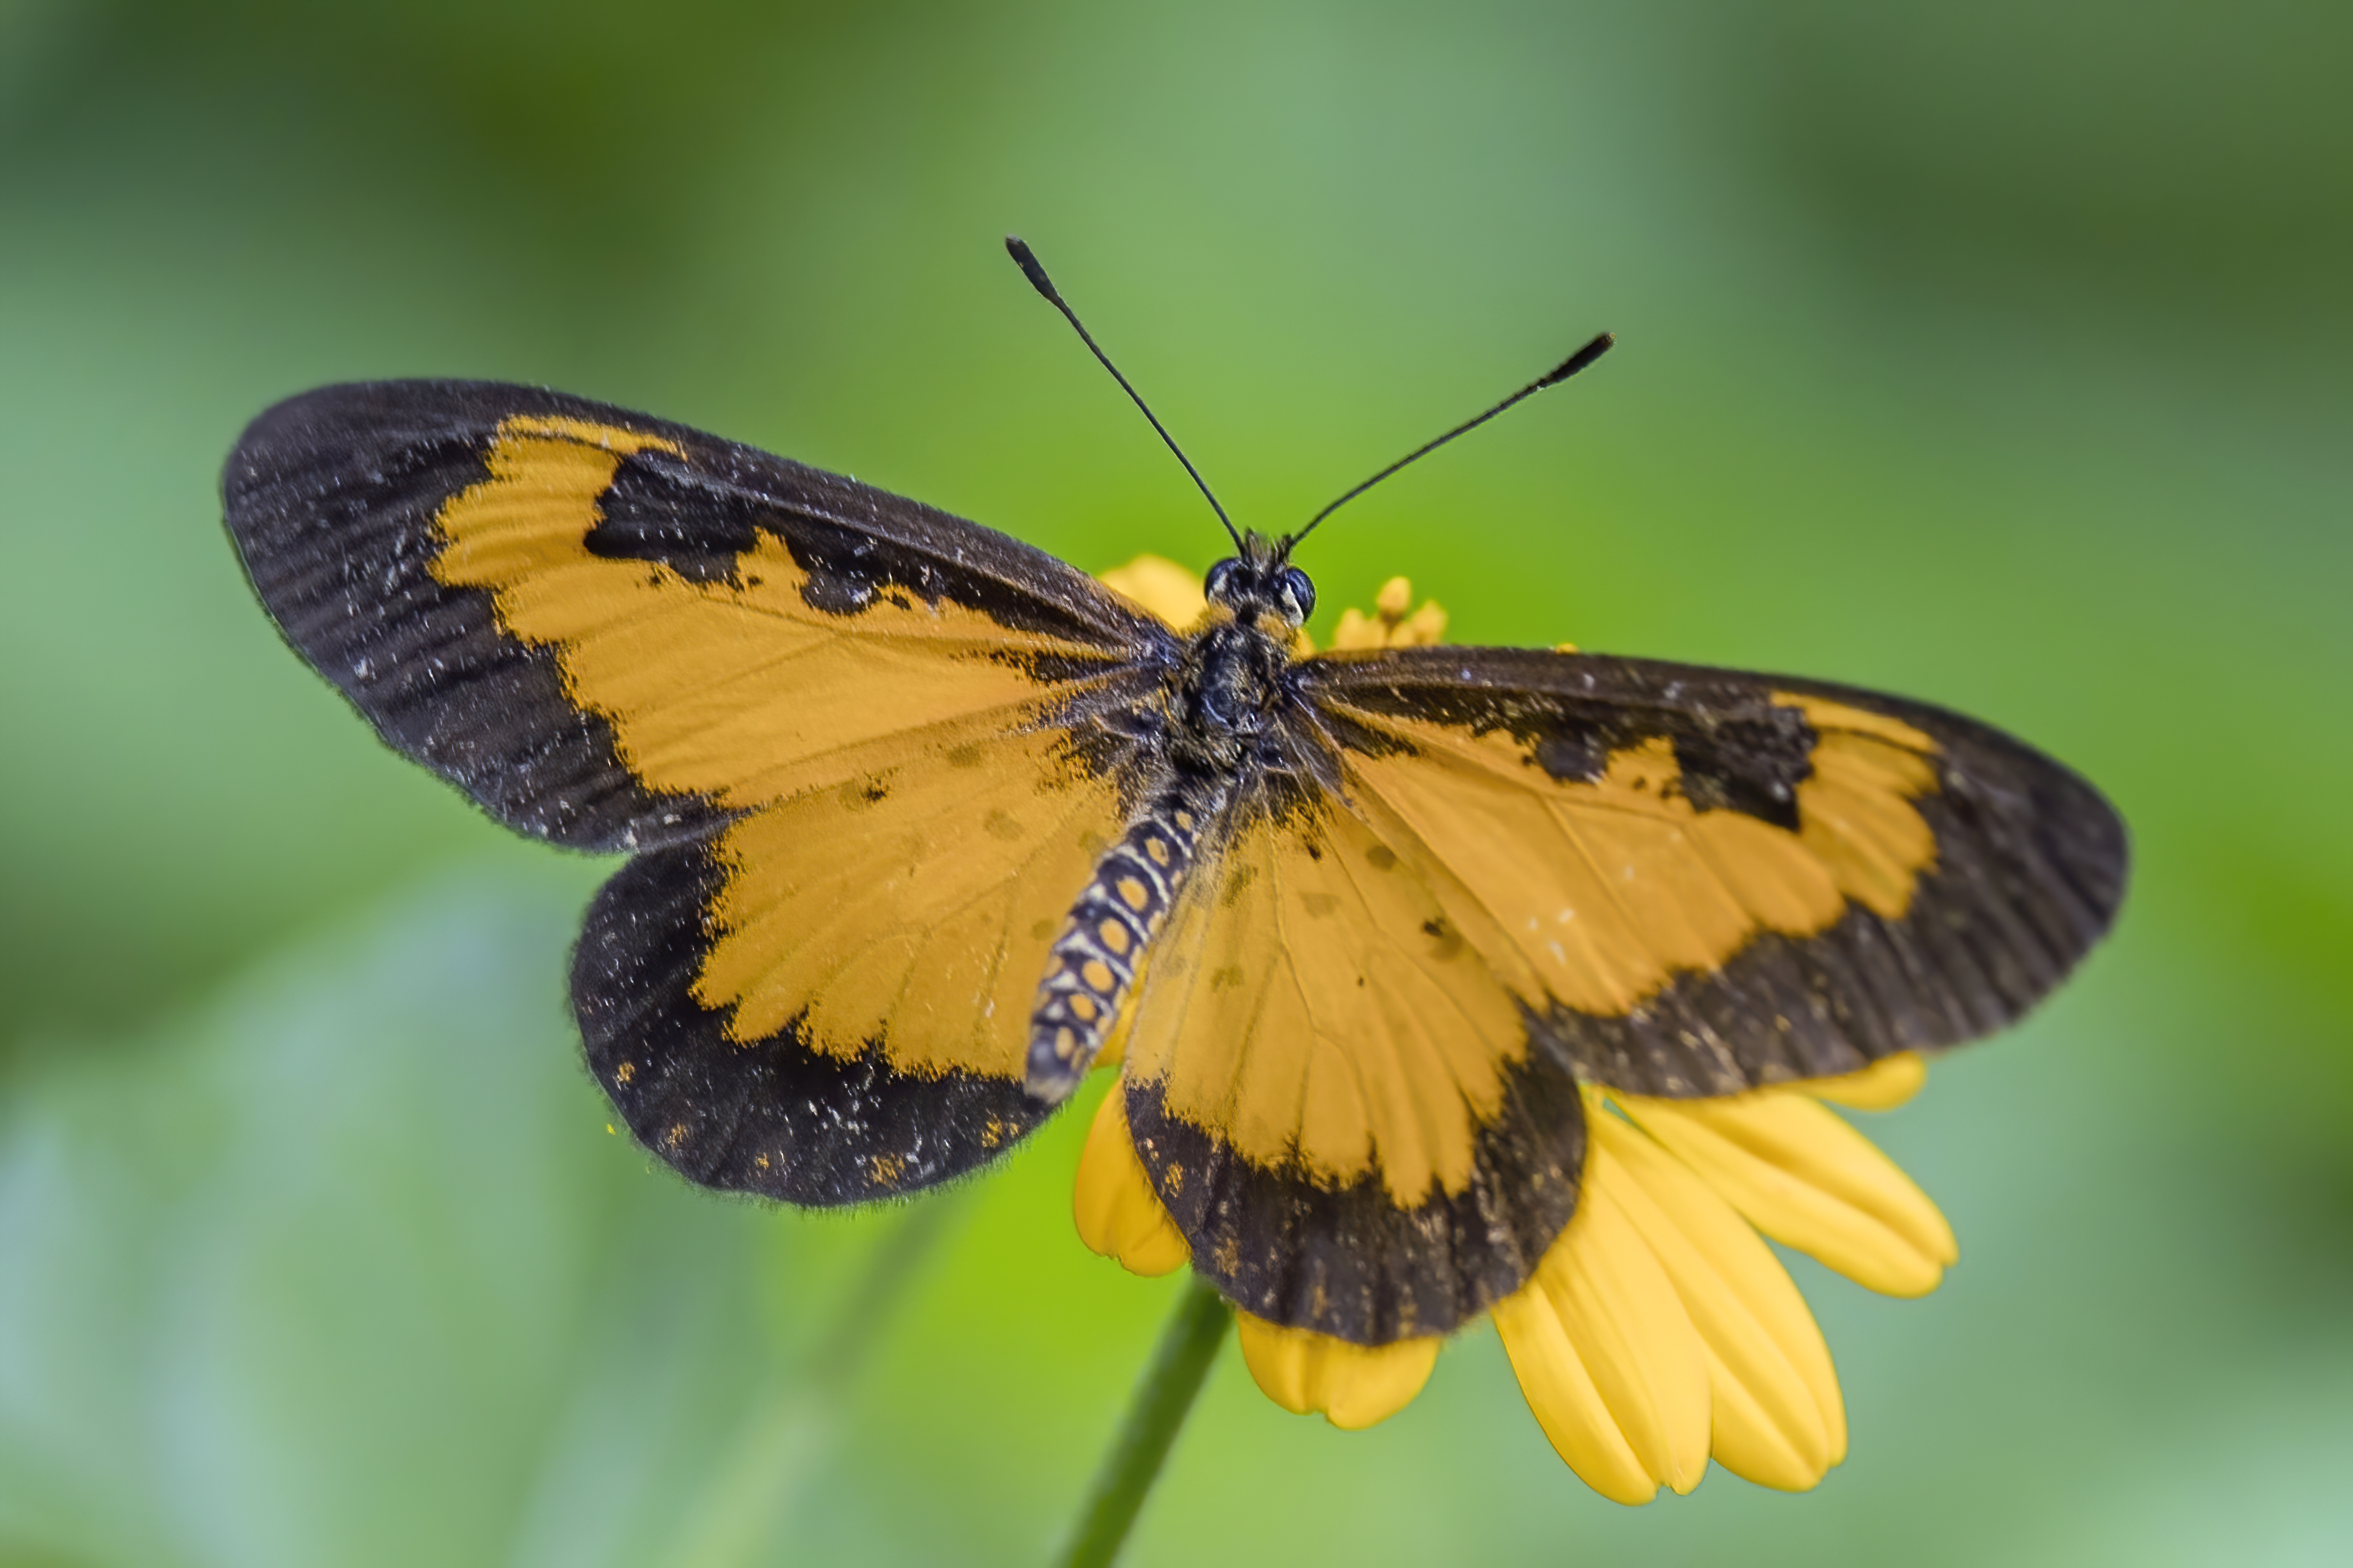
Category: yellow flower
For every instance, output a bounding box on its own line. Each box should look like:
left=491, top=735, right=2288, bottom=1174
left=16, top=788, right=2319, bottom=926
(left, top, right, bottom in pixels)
left=1095, top=556, right=1212, bottom=636
left=1080, top=556, right=1959, bottom=1503
left=1097, top=555, right=1449, bottom=655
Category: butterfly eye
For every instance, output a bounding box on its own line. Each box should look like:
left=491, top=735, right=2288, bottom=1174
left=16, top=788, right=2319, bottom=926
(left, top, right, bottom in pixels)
left=1280, top=566, right=1316, bottom=622
left=1205, top=560, right=1242, bottom=604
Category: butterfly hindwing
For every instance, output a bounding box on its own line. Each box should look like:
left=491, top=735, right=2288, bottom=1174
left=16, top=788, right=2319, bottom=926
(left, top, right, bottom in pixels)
left=1118, top=771, right=1588, bottom=1344
left=226, top=380, right=1178, bottom=1198
left=1300, top=645, right=2128, bottom=1098
left=575, top=722, right=1141, bottom=1201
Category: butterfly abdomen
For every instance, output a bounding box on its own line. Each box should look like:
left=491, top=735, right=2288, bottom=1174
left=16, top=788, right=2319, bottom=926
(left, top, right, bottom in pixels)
left=1026, top=777, right=1228, bottom=1102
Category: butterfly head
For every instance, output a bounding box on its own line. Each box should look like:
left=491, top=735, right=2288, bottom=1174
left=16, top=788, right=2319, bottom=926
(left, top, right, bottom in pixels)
left=1205, top=533, right=1317, bottom=632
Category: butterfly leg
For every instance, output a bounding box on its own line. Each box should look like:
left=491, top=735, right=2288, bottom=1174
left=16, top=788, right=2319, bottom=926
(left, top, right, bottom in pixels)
left=1026, top=776, right=1228, bottom=1102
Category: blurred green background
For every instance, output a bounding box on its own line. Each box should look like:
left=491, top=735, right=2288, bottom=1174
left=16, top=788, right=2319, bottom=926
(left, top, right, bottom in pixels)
left=3, top=2, right=2348, bottom=1564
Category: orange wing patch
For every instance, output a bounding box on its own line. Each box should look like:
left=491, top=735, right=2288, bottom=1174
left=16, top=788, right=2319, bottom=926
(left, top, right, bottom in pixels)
left=1117, top=781, right=1592, bottom=1342
left=692, top=724, right=1127, bottom=1080
left=1331, top=694, right=1940, bottom=1022
left=1776, top=694, right=1939, bottom=919
left=1121, top=793, right=1528, bottom=1206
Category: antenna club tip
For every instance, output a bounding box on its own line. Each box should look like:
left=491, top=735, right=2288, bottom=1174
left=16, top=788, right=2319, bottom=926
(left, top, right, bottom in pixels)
left=1004, top=235, right=1061, bottom=303
left=1540, top=331, right=1617, bottom=386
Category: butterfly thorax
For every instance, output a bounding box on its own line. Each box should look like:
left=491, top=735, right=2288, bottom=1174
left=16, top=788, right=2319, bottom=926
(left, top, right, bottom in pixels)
left=1167, top=617, right=1295, bottom=771
left=1168, top=534, right=1314, bottom=771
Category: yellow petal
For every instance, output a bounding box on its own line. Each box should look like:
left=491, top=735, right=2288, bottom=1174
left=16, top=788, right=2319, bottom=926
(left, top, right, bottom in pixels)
left=1096, top=554, right=1207, bottom=627
left=1331, top=581, right=1448, bottom=649
left=1071, top=1087, right=1189, bottom=1276
left=1493, top=1284, right=1658, bottom=1505
left=1233, top=1315, right=1440, bottom=1430
left=1808, top=1051, right=1927, bottom=1111
left=1700, top=1340, right=1828, bottom=1492
left=1537, top=1154, right=1711, bottom=1494
left=1592, top=1109, right=1845, bottom=1483
left=1332, top=606, right=1381, bottom=649
left=1694, top=1092, right=1954, bottom=1269
left=1493, top=1142, right=1711, bottom=1501
left=1616, top=1092, right=1955, bottom=1297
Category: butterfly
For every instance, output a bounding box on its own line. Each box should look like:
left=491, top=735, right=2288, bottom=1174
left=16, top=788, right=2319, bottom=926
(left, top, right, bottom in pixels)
left=222, top=243, right=2126, bottom=1347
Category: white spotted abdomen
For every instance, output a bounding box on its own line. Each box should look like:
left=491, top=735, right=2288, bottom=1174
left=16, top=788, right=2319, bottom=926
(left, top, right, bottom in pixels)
left=1024, top=776, right=1227, bottom=1100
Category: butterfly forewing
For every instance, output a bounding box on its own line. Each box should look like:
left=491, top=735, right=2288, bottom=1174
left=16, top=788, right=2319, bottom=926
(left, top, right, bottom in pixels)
left=225, top=380, right=1178, bottom=1200
left=225, top=381, right=1174, bottom=847
left=1299, top=644, right=2127, bottom=1099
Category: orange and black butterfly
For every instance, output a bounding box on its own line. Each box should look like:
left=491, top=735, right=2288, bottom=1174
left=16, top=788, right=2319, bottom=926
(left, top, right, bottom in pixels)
left=223, top=242, right=2125, bottom=1347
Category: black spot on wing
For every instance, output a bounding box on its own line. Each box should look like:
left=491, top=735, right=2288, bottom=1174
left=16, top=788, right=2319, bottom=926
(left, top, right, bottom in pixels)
left=1126, top=1048, right=1587, bottom=1345
left=1532, top=730, right=1606, bottom=784
left=573, top=840, right=1061, bottom=1203
left=585, top=449, right=765, bottom=585
left=1669, top=712, right=1812, bottom=830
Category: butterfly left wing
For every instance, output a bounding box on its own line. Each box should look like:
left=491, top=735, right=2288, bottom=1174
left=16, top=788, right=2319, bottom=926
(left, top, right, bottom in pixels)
left=1298, top=644, right=2128, bottom=1098
left=226, top=380, right=1179, bottom=1201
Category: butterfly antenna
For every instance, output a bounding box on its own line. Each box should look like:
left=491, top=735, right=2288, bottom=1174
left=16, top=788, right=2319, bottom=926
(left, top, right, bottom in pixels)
left=1005, top=236, right=1243, bottom=552
left=1288, top=331, right=1616, bottom=549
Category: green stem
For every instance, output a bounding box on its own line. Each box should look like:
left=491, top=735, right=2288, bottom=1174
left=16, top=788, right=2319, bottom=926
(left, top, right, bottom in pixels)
left=1055, top=1274, right=1232, bottom=1568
